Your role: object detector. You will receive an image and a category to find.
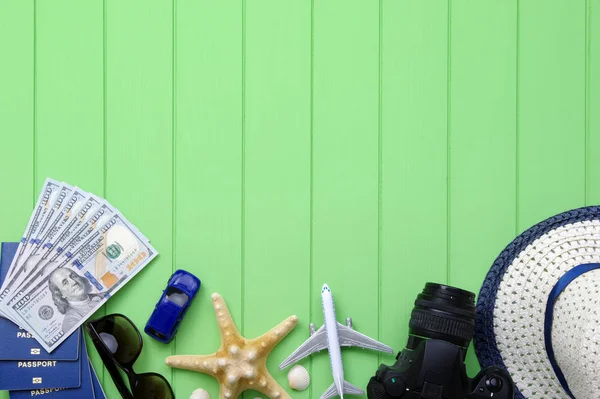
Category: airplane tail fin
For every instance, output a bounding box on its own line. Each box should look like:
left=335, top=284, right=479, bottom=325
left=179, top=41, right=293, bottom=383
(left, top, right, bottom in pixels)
left=343, top=380, right=364, bottom=395
left=320, top=380, right=364, bottom=399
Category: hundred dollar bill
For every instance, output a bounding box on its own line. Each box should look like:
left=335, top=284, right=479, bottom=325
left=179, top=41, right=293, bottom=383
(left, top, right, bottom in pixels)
left=6, top=201, right=116, bottom=302
left=0, top=195, right=100, bottom=304
left=14, top=182, right=67, bottom=271
left=3, top=179, right=62, bottom=286
left=8, top=213, right=158, bottom=353
left=16, top=184, right=74, bottom=280
left=0, top=184, right=72, bottom=317
left=13, top=187, right=89, bottom=284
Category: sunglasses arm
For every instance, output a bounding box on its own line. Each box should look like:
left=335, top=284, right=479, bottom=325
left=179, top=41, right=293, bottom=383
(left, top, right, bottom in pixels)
left=92, top=334, right=135, bottom=399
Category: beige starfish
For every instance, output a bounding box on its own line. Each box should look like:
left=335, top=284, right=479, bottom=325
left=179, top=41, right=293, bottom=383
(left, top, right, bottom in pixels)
left=165, top=293, right=298, bottom=399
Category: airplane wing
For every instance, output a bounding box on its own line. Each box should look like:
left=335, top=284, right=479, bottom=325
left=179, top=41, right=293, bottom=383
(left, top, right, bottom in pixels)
left=337, top=322, right=394, bottom=353
left=278, top=325, right=327, bottom=370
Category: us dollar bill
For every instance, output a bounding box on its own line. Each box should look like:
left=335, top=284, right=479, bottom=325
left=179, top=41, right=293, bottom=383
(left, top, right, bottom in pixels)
left=15, top=187, right=89, bottom=279
left=15, top=182, right=67, bottom=271
left=0, top=195, right=100, bottom=304
left=3, top=179, right=62, bottom=286
left=17, top=184, right=74, bottom=278
left=31, top=188, right=91, bottom=261
left=6, top=188, right=90, bottom=295
left=8, top=213, right=158, bottom=353
left=7, top=201, right=116, bottom=300
left=0, top=184, right=72, bottom=310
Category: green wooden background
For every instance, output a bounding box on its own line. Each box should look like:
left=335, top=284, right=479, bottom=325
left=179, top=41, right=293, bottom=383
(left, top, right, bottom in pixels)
left=0, top=0, right=598, bottom=398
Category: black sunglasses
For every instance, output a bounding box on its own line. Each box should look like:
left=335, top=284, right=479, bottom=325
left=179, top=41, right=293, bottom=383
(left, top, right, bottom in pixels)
left=85, top=313, right=175, bottom=399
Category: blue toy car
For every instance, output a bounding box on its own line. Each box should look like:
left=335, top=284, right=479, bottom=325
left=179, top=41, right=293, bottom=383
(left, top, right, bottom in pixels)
left=144, top=269, right=201, bottom=343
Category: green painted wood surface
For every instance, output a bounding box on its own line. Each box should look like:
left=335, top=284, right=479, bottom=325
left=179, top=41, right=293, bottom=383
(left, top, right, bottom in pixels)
left=0, top=0, right=596, bottom=398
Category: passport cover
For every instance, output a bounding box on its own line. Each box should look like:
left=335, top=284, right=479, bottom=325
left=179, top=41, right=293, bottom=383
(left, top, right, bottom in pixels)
left=0, top=331, right=82, bottom=391
left=0, top=242, right=80, bottom=361
left=91, top=360, right=107, bottom=399
left=0, top=334, right=82, bottom=391
left=9, top=333, right=94, bottom=399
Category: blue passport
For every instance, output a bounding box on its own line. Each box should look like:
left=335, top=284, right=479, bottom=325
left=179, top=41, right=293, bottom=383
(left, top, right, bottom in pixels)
left=91, top=361, right=107, bottom=399
left=0, top=242, right=81, bottom=390
left=9, top=332, right=96, bottom=399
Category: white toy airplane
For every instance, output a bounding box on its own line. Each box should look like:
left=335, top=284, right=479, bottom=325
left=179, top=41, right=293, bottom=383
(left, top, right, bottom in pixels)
left=279, top=283, right=394, bottom=399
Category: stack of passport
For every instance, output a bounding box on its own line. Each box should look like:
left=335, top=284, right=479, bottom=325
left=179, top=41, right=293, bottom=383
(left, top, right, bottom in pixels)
left=0, top=242, right=106, bottom=398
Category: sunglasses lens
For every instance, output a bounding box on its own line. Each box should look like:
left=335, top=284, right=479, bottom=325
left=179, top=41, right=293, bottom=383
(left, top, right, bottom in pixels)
left=91, top=314, right=142, bottom=365
left=133, top=373, right=174, bottom=399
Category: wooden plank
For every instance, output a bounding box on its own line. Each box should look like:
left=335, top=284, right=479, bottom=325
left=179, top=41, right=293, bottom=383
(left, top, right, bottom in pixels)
left=587, top=0, right=600, bottom=203
left=518, top=0, right=586, bottom=231
left=449, top=0, right=517, bottom=375
left=104, top=0, right=173, bottom=397
left=0, top=2, right=34, bottom=398
left=0, top=2, right=34, bottom=239
left=243, top=0, right=311, bottom=397
left=34, top=0, right=105, bottom=386
left=0, top=1, right=594, bottom=397
left=312, top=0, right=380, bottom=395
left=379, top=0, right=449, bottom=370
left=173, top=0, right=242, bottom=397
left=35, top=0, right=104, bottom=190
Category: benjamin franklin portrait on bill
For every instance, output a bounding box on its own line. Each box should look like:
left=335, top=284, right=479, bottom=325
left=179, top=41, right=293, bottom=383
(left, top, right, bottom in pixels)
left=48, top=268, right=104, bottom=332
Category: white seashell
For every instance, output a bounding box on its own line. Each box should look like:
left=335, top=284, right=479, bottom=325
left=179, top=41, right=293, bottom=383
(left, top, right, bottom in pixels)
left=287, top=364, right=310, bottom=390
left=190, top=388, right=211, bottom=399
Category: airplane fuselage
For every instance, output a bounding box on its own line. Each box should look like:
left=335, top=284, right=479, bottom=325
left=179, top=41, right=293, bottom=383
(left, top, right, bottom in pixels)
left=280, top=283, right=390, bottom=399
left=322, top=285, right=345, bottom=398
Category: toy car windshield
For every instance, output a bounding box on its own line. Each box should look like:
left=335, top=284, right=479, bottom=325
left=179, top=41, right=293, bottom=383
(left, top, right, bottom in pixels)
left=165, top=287, right=188, bottom=306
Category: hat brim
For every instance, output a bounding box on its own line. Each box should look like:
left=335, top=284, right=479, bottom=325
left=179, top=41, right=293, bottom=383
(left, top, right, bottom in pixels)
left=474, top=206, right=600, bottom=399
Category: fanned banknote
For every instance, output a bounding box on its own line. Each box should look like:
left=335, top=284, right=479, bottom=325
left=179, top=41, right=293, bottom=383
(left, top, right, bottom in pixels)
left=2, top=178, right=63, bottom=286
left=0, top=179, right=158, bottom=352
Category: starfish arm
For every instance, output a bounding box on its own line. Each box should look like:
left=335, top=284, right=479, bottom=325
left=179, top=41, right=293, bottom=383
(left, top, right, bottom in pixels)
left=211, top=293, right=242, bottom=345
left=165, top=354, right=220, bottom=376
left=251, top=315, right=298, bottom=356
left=254, top=372, right=292, bottom=399
left=218, top=379, right=244, bottom=399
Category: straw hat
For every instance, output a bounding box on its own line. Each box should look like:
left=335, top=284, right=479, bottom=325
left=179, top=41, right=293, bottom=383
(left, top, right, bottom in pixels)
left=474, top=206, right=600, bottom=399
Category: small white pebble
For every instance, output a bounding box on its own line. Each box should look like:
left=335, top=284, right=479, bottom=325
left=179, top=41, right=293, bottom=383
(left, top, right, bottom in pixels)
left=189, top=388, right=210, bottom=399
